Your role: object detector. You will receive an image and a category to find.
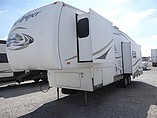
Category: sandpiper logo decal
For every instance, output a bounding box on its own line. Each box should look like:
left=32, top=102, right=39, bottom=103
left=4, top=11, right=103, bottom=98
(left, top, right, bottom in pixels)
left=14, top=11, right=41, bottom=25
left=6, top=33, right=34, bottom=50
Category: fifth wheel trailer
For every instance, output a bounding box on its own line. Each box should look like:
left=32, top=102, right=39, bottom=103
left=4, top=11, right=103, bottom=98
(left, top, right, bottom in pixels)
left=151, top=49, right=157, bottom=67
left=6, top=2, right=143, bottom=94
left=0, top=40, right=47, bottom=83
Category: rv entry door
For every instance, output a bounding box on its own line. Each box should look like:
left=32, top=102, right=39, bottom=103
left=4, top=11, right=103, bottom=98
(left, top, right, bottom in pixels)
left=76, top=14, right=92, bottom=62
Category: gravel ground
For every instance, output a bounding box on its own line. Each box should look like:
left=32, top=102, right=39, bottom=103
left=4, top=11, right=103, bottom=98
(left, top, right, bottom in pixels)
left=0, top=66, right=157, bottom=118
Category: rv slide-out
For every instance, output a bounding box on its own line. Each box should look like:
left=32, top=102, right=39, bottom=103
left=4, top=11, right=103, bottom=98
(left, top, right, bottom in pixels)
left=6, top=1, right=143, bottom=92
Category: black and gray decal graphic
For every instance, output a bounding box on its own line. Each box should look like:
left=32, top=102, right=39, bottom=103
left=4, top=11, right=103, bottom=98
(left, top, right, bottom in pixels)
left=132, top=59, right=141, bottom=67
left=14, top=11, right=41, bottom=25
left=65, top=39, right=114, bottom=61
left=96, top=47, right=112, bottom=59
left=6, top=33, right=34, bottom=50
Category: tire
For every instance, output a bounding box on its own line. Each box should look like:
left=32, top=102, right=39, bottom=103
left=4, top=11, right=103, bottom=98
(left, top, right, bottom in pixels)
left=120, top=77, right=128, bottom=88
left=127, top=76, right=131, bottom=85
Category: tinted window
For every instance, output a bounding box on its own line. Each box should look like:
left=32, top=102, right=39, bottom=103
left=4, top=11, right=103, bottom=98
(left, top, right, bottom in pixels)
left=77, top=18, right=89, bottom=38
left=132, top=51, right=136, bottom=58
left=0, top=54, right=8, bottom=63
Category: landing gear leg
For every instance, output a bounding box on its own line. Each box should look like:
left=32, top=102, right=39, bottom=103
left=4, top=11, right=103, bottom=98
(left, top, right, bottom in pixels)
left=84, top=91, right=88, bottom=106
left=127, top=76, right=131, bottom=85
left=120, top=76, right=128, bottom=88
left=57, top=87, right=59, bottom=100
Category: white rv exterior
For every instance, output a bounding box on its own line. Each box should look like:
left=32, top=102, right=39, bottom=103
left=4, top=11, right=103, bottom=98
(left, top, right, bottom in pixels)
left=6, top=2, right=143, bottom=92
left=151, top=49, right=157, bottom=66
left=0, top=40, right=47, bottom=83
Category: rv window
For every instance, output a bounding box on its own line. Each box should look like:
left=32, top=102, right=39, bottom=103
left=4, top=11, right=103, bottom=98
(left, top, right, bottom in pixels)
left=132, top=51, right=136, bottom=58
left=77, top=18, right=89, bottom=38
left=0, top=54, right=8, bottom=63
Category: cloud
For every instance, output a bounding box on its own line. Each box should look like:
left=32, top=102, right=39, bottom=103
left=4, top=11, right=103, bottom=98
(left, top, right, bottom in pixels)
left=116, top=9, right=157, bottom=31
left=139, top=9, right=157, bottom=20
left=108, top=0, right=129, bottom=4
left=94, top=8, right=120, bottom=21
left=0, top=10, right=8, bottom=14
left=94, top=8, right=157, bottom=32
left=141, top=44, right=156, bottom=57
left=95, top=0, right=129, bottom=4
left=155, top=17, right=157, bottom=22
left=150, top=35, right=157, bottom=40
left=137, top=35, right=157, bottom=57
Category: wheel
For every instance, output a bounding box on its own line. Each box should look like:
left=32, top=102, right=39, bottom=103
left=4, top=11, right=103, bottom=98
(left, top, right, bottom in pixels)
left=120, top=77, right=128, bottom=88
left=127, top=76, right=131, bottom=85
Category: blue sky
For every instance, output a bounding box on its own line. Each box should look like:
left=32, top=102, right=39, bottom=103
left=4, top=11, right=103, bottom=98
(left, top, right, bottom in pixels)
left=0, top=0, right=157, bottom=56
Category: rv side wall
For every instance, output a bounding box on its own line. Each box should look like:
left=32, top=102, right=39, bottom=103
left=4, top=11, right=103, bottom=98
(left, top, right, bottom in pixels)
left=58, top=4, right=86, bottom=68
left=48, top=7, right=116, bottom=91
left=89, top=9, right=114, bottom=63
left=131, top=42, right=142, bottom=75
left=113, top=28, right=142, bottom=77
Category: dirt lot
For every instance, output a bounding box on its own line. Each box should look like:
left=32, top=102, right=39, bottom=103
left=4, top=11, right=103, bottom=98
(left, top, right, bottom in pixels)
left=0, top=66, right=157, bottom=118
